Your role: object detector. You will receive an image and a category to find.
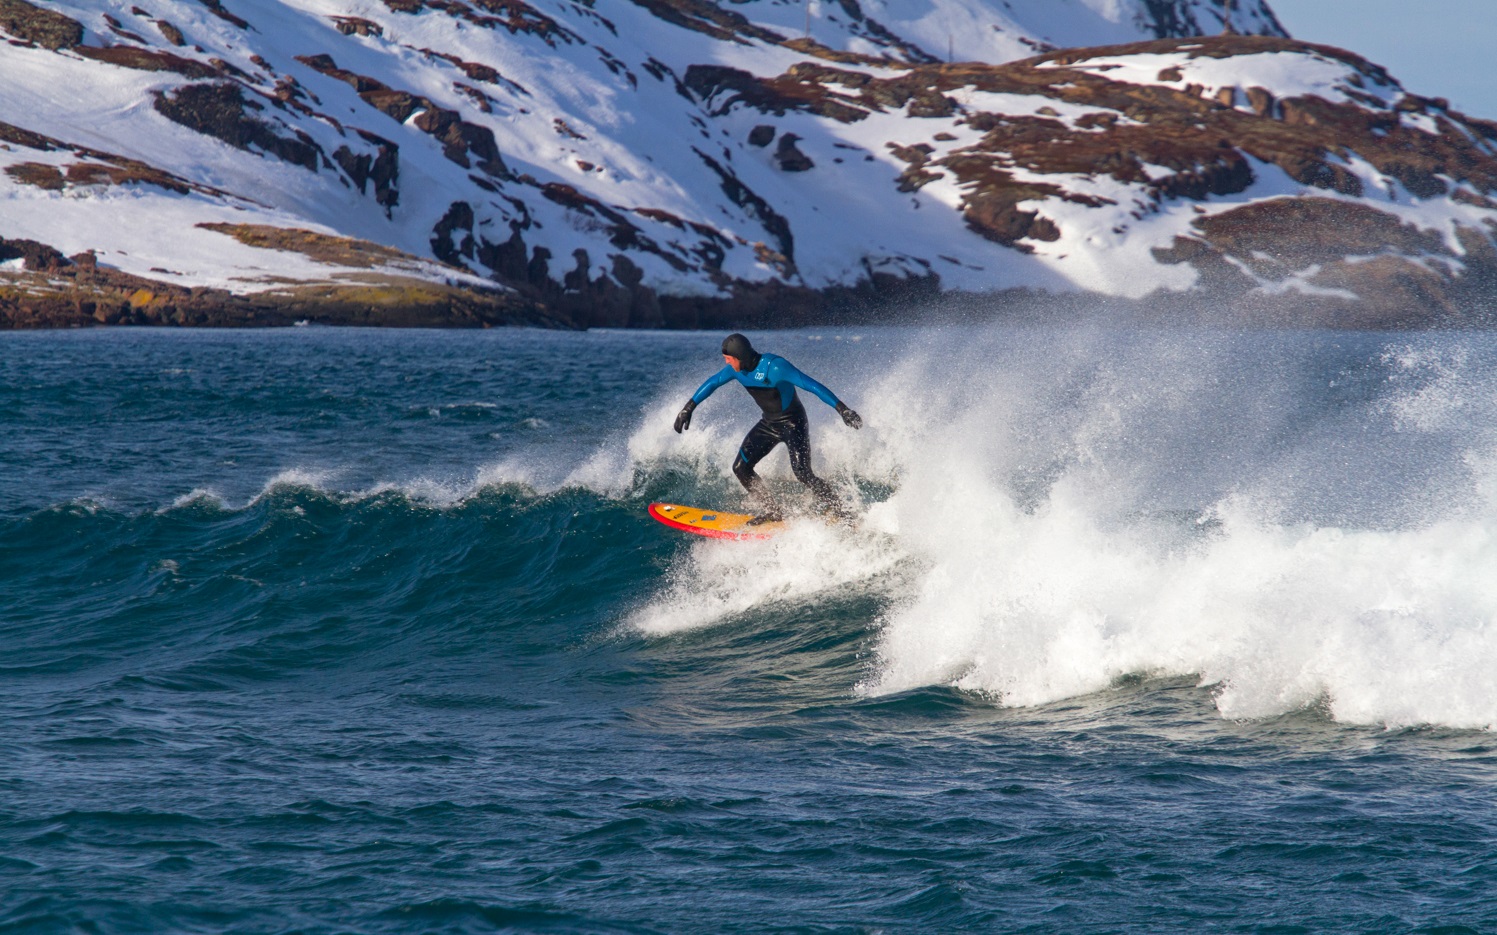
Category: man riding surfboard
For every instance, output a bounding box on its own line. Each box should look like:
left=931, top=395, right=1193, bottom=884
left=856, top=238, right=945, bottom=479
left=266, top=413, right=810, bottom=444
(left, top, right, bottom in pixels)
left=672, top=333, right=861, bottom=522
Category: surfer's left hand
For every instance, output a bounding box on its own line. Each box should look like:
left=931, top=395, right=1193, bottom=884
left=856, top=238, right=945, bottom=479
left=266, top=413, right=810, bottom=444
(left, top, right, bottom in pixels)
left=836, top=402, right=862, bottom=429
left=673, top=400, right=696, bottom=433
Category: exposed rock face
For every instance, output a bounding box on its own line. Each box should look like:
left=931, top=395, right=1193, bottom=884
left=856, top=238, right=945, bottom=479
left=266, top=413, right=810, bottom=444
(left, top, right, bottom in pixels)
left=1, top=1, right=1494, bottom=329
left=671, top=34, right=1497, bottom=322
left=774, top=134, right=814, bottom=172
left=155, top=19, right=186, bottom=46
left=0, top=230, right=545, bottom=329
left=296, top=52, right=506, bottom=175
left=153, top=83, right=322, bottom=171
left=0, top=0, right=84, bottom=50
left=1155, top=199, right=1497, bottom=327
left=1138, top=0, right=1286, bottom=39
left=0, top=120, right=231, bottom=198
left=622, top=0, right=1285, bottom=64
left=333, top=132, right=401, bottom=211
left=75, top=44, right=220, bottom=77
left=0, top=236, right=70, bottom=271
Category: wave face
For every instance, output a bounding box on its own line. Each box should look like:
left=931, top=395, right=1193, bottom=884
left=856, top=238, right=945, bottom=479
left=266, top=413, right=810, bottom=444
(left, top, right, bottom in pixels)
left=5, top=326, right=1497, bottom=933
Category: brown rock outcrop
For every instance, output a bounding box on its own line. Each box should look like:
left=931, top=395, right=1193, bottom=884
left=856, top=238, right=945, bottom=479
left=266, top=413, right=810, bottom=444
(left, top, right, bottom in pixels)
left=376, top=0, right=581, bottom=45
left=0, top=231, right=553, bottom=329
left=74, top=44, right=220, bottom=78
left=678, top=34, right=1497, bottom=323
left=0, top=237, right=70, bottom=271
left=153, top=83, right=323, bottom=171
left=296, top=53, right=506, bottom=176
left=0, top=0, right=83, bottom=50
left=1153, top=199, right=1497, bottom=327
left=774, top=134, right=814, bottom=172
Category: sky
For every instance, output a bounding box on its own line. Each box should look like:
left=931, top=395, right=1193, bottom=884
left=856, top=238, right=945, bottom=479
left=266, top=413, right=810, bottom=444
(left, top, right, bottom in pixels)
left=1267, top=0, right=1497, bottom=120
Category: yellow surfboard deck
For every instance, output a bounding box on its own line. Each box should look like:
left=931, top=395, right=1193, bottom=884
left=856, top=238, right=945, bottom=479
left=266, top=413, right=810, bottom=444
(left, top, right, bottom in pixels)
left=648, top=502, right=786, bottom=540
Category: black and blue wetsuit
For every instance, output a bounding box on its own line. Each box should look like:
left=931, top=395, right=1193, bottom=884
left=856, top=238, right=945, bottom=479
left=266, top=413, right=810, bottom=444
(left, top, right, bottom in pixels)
left=689, top=352, right=842, bottom=510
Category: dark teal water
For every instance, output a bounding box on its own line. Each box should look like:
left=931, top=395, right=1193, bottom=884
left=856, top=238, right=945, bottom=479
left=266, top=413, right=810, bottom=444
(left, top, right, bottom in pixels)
left=4, top=326, right=1497, bottom=934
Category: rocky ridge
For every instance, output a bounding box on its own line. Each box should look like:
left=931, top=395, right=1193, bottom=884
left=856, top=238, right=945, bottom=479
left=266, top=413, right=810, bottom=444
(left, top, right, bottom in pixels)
left=1, top=0, right=1494, bottom=329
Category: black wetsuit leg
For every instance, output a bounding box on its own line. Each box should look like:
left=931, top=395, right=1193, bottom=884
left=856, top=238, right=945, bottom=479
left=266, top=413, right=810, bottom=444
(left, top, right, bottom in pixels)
left=731, top=401, right=838, bottom=509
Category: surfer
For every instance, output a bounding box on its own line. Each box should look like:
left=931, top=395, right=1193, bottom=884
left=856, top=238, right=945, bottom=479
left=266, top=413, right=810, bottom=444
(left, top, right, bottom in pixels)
left=672, top=333, right=861, bottom=521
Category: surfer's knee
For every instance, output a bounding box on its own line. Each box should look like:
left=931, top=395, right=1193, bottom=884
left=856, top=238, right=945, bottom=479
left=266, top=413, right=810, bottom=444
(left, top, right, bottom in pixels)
left=790, top=462, right=818, bottom=486
left=786, top=445, right=817, bottom=485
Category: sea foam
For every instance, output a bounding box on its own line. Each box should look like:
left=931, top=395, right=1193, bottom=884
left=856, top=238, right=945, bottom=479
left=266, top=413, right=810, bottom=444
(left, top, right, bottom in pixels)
left=628, top=325, right=1497, bottom=729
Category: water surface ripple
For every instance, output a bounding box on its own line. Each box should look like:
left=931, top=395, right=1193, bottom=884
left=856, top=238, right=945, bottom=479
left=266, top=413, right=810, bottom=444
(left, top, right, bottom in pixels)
left=2, top=327, right=1496, bottom=933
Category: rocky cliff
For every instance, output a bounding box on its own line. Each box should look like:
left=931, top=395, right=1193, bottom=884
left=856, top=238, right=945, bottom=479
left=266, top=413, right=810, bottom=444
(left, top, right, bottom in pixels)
left=2, top=0, right=1493, bottom=329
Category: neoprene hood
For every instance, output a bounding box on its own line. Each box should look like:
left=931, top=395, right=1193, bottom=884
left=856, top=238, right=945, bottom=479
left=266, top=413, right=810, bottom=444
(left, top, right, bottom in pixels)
left=721, top=333, right=760, bottom=369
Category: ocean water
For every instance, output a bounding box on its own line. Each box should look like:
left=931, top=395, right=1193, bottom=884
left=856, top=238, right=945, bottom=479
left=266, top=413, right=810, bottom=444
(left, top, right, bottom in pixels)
left=3, top=323, right=1497, bottom=933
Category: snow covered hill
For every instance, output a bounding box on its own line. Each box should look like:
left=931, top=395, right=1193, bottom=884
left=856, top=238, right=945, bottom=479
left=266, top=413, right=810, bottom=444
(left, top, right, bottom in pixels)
left=1, top=0, right=1494, bottom=328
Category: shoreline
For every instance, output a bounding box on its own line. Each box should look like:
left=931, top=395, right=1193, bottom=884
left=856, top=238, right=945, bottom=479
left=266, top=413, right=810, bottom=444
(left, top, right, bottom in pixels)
left=5, top=268, right=1491, bottom=332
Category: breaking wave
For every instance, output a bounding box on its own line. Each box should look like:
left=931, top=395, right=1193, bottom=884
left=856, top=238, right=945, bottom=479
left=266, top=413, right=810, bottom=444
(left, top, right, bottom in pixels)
left=624, top=325, right=1497, bottom=730
left=13, top=325, right=1497, bottom=730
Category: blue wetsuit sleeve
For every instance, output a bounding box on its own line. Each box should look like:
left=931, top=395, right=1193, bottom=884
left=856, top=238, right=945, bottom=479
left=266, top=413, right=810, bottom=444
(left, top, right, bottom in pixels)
left=771, top=358, right=840, bottom=409
left=690, top=365, right=736, bottom=405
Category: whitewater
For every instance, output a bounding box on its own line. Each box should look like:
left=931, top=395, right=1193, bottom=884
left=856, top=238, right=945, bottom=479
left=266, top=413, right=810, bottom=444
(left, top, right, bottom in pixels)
left=624, top=324, right=1497, bottom=730
left=3, top=323, right=1497, bottom=932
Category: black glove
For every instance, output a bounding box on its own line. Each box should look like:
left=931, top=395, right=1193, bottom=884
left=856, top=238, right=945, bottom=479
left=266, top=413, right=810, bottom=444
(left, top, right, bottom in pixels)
left=673, top=399, right=697, bottom=433
left=836, top=402, right=862, bottom=429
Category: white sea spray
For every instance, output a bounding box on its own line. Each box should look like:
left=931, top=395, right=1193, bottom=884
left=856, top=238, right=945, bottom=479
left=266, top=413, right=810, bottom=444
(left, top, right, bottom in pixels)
left=628, top=324, right=1497, bottom=729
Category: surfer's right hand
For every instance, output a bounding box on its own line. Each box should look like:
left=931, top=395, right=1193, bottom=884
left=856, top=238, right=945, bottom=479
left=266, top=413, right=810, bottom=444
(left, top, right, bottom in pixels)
left=836, top=402, right=862, bottom=429
left=673, top=400, right=696, bottom=433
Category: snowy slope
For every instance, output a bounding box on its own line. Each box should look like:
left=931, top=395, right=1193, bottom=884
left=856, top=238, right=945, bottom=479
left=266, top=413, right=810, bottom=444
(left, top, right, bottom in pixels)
left=729, top=0, right=1285, bottom=63
left=1, top=0, right=1494, bottom=327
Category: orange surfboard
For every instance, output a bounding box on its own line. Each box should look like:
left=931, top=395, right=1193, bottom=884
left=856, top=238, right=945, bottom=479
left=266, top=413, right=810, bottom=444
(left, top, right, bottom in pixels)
left=647, top=502, right=786, bottom=540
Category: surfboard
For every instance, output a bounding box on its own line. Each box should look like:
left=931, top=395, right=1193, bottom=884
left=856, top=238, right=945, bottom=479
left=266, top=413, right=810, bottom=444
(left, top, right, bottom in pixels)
left=647, top=502, right=786, bottom=540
